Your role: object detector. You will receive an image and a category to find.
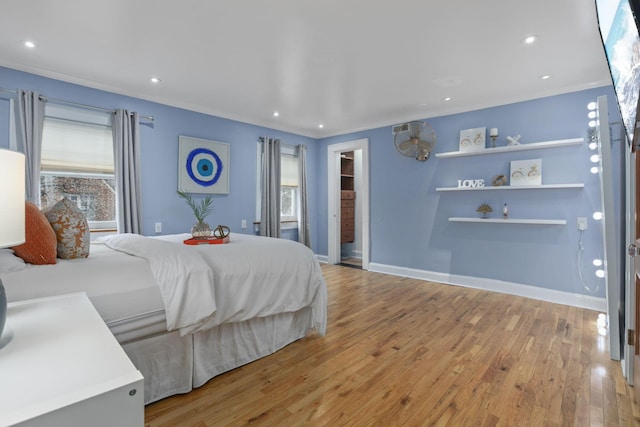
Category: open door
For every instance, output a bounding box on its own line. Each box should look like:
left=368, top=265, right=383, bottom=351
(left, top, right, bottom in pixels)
left=327, top=139, right=370, bottom=269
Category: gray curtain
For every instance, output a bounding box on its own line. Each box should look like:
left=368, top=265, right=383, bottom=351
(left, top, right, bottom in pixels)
left=112, top=109, right=142, bottom=234
left=14, top=90, right=45, bottom=206
left=260, top=137, right=281, bottom=237
left=297, top=144, right=311, bottom=248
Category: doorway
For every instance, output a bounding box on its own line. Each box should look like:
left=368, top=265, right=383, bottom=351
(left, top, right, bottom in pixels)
left=327, top=139, right=369, bottom=269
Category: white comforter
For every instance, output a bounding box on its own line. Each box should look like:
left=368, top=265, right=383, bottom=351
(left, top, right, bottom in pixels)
left=98, top=233, right=327, bottom=337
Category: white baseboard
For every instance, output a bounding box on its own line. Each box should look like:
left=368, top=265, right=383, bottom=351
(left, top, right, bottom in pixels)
left=316, top=254, right=328, bottom=264
left=368, top=262, right=607, bottom=312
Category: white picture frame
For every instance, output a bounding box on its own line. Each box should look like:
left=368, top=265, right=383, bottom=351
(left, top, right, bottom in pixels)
left=510, top=159, right=542, bottom=186
left=178, top=135, right=230, bottom=194
left=459, top=127, right=486, bottom=152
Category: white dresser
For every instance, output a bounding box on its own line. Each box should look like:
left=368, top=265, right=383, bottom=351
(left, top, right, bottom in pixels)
left=0, top=293, right=144, bottom=427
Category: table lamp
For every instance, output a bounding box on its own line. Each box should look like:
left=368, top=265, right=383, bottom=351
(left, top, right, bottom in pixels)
left=0, top=149, right=25, bottom=346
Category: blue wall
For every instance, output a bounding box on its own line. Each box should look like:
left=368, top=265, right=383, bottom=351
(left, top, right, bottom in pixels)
left=0, top=67, right=319, bottom=248
left=0, top=66, right=622, bottom=299
left=319, top=87, right=623, bottom=299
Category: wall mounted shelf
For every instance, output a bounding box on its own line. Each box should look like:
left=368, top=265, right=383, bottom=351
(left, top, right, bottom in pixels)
left=436, top=183, right=584, bottom=192
left=449, top=217, right=567, bottom=225
left=439, top=136, right=582, bottom=228
left=435, top=138, right=584, bottom=159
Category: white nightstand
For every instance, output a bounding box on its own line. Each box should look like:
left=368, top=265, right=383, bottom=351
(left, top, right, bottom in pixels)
left=0, top=293, right=144, bottom=427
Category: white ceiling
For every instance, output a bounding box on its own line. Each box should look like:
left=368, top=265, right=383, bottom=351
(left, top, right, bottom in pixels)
left=0, top=0, right=612, bottom=138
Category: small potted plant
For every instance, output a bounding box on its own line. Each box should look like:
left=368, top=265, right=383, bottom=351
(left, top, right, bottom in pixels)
left=177, top=191, right=214, bottom=238
left=476, top=203, right=493, bottom=219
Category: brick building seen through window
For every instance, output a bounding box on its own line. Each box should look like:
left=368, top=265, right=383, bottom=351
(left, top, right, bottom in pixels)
left=40, top=175, right=116, bottom=223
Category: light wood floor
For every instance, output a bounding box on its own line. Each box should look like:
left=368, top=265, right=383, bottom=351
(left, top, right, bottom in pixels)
left=145, top=264, right=640, bottom=426
left=339, top=257, right=362, bottom=269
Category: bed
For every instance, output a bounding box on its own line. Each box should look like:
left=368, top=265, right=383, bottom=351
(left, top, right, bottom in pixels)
left=1, top=233, right=327, bottom=404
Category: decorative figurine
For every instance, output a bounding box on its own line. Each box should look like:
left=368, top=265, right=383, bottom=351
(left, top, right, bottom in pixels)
left=506, top=135, right=521, bottom=146
left=492, top=174, right=507, bottom=186
left=476, top=203, right=493, bottom=219
left=503, top=203, right=508, bottom=219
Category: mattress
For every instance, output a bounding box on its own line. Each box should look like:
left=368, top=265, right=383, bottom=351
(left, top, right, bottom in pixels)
left=2, top=243, right=167, bottom=342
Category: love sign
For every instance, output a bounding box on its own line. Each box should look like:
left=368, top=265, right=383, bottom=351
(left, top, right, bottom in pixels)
left=457, top=179, right=485, bottom=188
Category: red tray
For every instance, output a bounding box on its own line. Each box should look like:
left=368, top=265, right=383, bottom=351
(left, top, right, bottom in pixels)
left=183, top=235, right=230, bottom=245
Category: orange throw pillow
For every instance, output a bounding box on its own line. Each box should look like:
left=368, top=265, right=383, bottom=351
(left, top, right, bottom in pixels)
left=11, top=202, right=57, bottom=265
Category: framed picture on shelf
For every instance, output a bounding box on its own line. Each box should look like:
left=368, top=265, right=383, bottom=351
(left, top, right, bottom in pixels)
left=459, top=127, right=486, bottom=152
left=178, top=135, right=230, bottom=194
left=510, top=159, right=542, bottom=186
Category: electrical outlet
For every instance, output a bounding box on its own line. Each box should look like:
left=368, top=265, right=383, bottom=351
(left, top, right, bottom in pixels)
left=155, top=222, right=162, bottom=233
left=577, top=217, right=587, bottom=231
left=241, top=219, right=247, bottom=229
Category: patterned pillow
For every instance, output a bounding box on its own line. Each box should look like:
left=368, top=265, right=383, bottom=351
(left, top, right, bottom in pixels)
left=43, top=198, right=90, bottom=259
left=11, top=201, right=57, bottom=265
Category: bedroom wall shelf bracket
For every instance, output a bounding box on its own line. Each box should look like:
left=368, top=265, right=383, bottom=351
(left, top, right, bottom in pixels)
left=435, top=137, right=584, bottom=158
left=449, top=217, right=567, bottom=225
left=436, top=183, right=584, bottom=192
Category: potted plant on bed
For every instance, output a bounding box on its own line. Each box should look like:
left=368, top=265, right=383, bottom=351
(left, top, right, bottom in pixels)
left=177, top=191, right=214, bottom=238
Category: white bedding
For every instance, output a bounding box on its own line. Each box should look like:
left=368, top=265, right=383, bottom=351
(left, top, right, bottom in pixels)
left=4, top=233, right=327, bottom=339
left=98, top=234, right=216, bottom=335
left=99, top=233, right=327, bottom=336
left=3, top=232, right=327, bottom=403
left=2, top=244, right=164, bottom=330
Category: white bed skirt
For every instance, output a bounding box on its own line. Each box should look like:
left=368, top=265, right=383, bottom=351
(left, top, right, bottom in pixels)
left=121, top=306, right=314, bottom=404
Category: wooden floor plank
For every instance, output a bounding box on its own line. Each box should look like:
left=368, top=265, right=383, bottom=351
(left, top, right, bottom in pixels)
left=145, top=264, right=640, bottom=426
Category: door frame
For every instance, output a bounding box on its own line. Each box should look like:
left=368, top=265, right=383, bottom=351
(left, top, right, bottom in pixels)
left=327, top=138, right=370, bottom=269
left=624, top=125, right=635, bottom=382
left=597, top=96, right=621, bottom=361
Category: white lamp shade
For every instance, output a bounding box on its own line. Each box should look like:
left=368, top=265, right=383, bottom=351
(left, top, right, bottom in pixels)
left=0, top=149, right=26, bottom=248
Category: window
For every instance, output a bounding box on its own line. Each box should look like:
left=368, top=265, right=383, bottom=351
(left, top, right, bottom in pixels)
left=280, top=151, right=299, bottom=221
left=40, top=105, right=116, bottom=230
left=256, top=143, right=299, bottom=224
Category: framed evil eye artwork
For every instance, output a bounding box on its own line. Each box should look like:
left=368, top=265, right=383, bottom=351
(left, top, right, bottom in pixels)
left=178, top=135, right=230, bottom=194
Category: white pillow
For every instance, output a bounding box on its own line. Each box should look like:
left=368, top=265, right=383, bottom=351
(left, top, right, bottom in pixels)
left=0, top=248, right=27, bottom=274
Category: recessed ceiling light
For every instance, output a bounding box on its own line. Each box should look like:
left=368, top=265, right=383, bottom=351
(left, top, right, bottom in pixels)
left=273, top=111, right=279, bottom=117
left=539, top=74, right=551, bottom=80
left=443, top=97, right=452, bottom=101
left=24, top=40, right=35, bottom=49
left=150, top=77, right=161, bottom=84
left=318, top=124, right=324, bottom=129
left=523, top=35, right=537, bottom=44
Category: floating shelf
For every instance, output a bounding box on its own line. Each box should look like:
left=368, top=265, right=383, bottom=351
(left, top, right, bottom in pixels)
left=436, top=183, right=584, bottom=192
left=435, top=138, right=584, bottom=159
left=449, top=217, right=567, bottom=225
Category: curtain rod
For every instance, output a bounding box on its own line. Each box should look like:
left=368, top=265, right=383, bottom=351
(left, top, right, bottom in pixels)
left=0, top=87, right=154, bottom=122
left=258, top=137, right=298, bottom=150
left=257, top=137, right=306, bottom=149
left=258, top=138, right=305, bottom=153
left=258, top=136, right=281, bottom=143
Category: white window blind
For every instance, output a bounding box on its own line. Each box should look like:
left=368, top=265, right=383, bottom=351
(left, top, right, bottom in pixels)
left=281, top=153, right=299, bottom=187
left=41, top=117, right=114, bottom=174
